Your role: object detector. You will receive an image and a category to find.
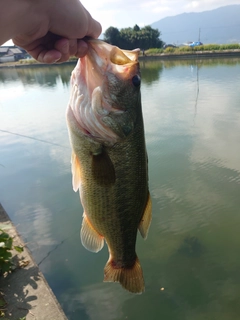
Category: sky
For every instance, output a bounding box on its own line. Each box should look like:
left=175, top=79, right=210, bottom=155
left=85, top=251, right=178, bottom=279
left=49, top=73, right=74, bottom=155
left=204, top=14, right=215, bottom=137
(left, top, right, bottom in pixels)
left=82, top=0, right=240, bottom=33
left=3, top=0, right=240, bottom=46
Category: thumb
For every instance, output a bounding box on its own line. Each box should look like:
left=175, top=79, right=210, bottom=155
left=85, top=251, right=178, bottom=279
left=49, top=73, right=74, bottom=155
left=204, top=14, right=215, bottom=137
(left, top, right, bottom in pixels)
left=49, top=0, right=102, bottom=39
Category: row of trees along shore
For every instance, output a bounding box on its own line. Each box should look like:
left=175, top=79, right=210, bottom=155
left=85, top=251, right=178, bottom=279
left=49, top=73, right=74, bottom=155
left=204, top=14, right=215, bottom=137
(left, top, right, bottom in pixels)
left=103, top=25, right=164, bottom=50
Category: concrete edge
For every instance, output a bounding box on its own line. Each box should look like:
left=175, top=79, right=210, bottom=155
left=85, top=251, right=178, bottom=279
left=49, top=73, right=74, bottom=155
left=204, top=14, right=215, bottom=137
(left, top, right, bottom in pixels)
left=0, top=203, right=68, bottom=320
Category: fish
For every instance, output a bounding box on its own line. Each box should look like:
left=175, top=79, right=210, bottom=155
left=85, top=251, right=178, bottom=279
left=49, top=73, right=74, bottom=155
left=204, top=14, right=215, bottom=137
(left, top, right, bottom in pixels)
left=66, top=38, right=152, bottom=294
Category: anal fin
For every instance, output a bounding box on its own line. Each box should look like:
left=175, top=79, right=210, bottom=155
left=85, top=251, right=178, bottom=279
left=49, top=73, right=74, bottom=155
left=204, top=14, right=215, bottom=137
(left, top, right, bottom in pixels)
left=104, top=256, right=144, bottom=294
left=80, top=213, right=104, bottom=253
left=138, top=192, right=152, bottom=239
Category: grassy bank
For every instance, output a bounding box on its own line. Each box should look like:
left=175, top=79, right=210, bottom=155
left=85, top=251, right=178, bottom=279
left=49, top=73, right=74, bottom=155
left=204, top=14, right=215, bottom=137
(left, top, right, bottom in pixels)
left=0, top=56, right=77, bottom=67
left=146, top=43, right=240, bottom=55
left=1, top=44, right=240, bottom=68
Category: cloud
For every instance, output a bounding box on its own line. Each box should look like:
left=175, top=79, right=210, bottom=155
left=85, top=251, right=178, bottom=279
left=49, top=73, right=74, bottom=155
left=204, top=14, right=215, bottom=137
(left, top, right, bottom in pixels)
left=184, top=0, right=240, bottom=12
left=61, top=283, right=134, bottom=320
left=82, top=0, right=240, bottom=32
left=16, top=204, right=57, bottom=247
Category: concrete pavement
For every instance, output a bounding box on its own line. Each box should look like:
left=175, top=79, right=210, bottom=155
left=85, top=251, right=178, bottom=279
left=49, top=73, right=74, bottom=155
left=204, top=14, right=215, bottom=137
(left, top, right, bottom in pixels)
left=0, top=203, right=68, bottom=320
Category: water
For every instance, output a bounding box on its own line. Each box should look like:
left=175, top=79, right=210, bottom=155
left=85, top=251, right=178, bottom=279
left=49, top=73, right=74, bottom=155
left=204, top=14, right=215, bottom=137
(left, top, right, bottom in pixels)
left=1, top=58, right=240, bottom=319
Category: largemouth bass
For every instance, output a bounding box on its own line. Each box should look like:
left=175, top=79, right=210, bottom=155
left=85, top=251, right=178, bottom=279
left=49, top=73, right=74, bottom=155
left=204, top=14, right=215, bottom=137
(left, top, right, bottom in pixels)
left=66, top=39, right=151, bottom=294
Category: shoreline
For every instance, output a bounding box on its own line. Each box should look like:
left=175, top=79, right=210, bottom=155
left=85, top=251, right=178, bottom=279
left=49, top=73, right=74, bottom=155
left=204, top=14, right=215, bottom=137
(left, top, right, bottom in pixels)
left=140, top=49, right=240, bottom=60
left=1, top=50, right=240, bottom=68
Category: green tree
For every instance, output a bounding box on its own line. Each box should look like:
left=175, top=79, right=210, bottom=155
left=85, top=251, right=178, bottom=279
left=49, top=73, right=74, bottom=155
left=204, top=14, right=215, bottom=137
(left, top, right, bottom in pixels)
left=119, top=27, right=134, bottom=49
left=103, top=25, right=163, bottom=50
left=133, top=24, right=140, bottom=32
left=140, top=26, right=164, bottom=49
left=104, top=26, right=120, bottom=45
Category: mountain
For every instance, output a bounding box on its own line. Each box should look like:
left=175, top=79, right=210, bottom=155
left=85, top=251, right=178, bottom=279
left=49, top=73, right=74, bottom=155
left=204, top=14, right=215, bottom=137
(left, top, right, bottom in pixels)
left=151, top=5, right=240, bottom=45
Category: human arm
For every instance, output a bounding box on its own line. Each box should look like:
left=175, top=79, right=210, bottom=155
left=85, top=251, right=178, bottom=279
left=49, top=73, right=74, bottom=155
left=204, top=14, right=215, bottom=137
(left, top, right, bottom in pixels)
left=0, top=0, right=101, bottom=63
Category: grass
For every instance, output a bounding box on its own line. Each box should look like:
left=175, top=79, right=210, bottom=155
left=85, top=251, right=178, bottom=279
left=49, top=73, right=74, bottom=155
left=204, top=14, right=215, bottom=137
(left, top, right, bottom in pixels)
left=16, top=56, right=78, bottom=65
left=18, top=58, right=38, bottom=64
left=146, top=43, right=240, bottom=55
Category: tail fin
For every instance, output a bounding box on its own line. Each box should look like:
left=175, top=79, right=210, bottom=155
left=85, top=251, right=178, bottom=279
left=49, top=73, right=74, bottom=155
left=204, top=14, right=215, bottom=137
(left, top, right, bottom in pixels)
left=103, top=256, right=144, bottom=294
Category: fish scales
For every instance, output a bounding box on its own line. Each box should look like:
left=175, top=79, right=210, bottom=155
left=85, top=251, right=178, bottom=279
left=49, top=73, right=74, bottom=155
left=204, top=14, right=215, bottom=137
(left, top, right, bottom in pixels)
left=81, top=118, right=147, bottom=259
left=66, top=38, right=152, bottom=294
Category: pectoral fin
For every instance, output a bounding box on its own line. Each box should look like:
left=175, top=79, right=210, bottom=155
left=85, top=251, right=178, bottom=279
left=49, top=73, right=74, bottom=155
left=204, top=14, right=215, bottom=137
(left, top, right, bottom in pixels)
left=138, top=193, right=152, bottom=239
left=91, top=148, right=116, bottom=185
left=80, top=213, right=104, bottom=253
left=71, top=152, right=81, bottom=192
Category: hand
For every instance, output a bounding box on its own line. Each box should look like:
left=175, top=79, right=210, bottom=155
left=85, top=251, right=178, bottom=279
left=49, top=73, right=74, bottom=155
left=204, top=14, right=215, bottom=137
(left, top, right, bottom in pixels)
left=11, top=0, right=101, bottom=63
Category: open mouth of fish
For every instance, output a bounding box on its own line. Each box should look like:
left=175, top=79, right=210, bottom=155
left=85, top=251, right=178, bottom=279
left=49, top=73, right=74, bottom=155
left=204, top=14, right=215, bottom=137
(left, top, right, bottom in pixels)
left=68, top=39, right=140, bottom=144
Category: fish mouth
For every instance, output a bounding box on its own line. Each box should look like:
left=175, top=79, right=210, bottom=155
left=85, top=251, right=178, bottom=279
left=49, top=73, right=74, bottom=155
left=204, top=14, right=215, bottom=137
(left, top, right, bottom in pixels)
left=87, top=39, right=140, bottom=84
left=78, top=38, right=140, bottom=98
left=69, top=39, right=140, bottom=144
left=86, top=38, right=140, bottom=68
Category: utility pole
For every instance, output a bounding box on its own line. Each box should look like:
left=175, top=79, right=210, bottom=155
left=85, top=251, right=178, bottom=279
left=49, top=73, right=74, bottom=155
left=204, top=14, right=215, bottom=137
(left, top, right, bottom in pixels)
left=198, top=27, right=201, bottom=42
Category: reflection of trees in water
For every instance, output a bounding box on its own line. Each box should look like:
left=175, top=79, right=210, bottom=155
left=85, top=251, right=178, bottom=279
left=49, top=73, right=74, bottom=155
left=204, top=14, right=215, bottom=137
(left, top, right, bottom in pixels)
left=139, top=58, right=240, bottom=87
left=0, top=63, right=76, bottom=87
left=0, top=68, right=19, bottom=83
left=1, top=57, right=239, bottom=87
left=0, top=61, right=163, bottom=87
left=140, top=60, right=163, bottom=85
left=162, top=58, right=240, bottom=69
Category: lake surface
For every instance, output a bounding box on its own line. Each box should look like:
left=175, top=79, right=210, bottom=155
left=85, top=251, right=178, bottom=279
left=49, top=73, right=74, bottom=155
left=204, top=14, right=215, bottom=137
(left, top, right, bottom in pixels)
left=1, top=58, right=240, bottom=320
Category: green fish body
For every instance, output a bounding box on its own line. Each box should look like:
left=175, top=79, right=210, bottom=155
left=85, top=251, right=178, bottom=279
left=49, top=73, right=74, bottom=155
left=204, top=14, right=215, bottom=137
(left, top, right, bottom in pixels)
left=66, top=39, right=151, bottom=293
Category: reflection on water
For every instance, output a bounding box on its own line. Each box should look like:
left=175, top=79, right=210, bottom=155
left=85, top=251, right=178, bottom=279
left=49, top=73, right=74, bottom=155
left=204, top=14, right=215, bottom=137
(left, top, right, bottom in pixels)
left=1, top=58, right=240, bottom=320
left=140, top=60, right=163, bottom=85
left=0, top=64, right=75, bottom=87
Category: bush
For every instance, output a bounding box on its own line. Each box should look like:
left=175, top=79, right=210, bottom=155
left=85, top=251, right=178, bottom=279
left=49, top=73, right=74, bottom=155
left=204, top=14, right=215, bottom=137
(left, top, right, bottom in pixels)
left=146, top=43, right=240, bottom=55
left=164, top=47, right=175, bottom=53
left=221, top=43, right=240, bottom=50
left=201, top=44, right=221, bottom=51
left=18, top=58, right=38, bottom=64
left=178, top=46, right=194, bottom=52
left=145, top=48, right=164, bottom=55
left=0, top=227, right=23, bottom=275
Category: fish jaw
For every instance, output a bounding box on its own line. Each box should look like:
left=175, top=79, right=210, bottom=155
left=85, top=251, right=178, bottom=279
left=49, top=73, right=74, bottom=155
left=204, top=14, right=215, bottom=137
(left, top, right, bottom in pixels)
left=84, top=39, right=140, bottom=83
left=68, top=39, right=141, bottom=145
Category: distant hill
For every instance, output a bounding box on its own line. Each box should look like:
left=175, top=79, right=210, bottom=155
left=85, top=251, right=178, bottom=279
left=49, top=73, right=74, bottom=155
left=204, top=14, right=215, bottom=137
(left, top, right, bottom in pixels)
left=151, top=5, right=240, bottom=45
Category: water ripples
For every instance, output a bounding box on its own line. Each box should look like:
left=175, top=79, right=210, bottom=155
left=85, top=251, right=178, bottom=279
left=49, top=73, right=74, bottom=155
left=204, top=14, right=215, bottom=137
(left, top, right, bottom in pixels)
left=1, top=59, right=240, bottom=320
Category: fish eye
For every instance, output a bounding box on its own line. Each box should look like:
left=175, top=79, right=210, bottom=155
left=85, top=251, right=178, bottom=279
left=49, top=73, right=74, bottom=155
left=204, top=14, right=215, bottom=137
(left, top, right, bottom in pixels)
left=132, top=75, right=141, bottom=87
